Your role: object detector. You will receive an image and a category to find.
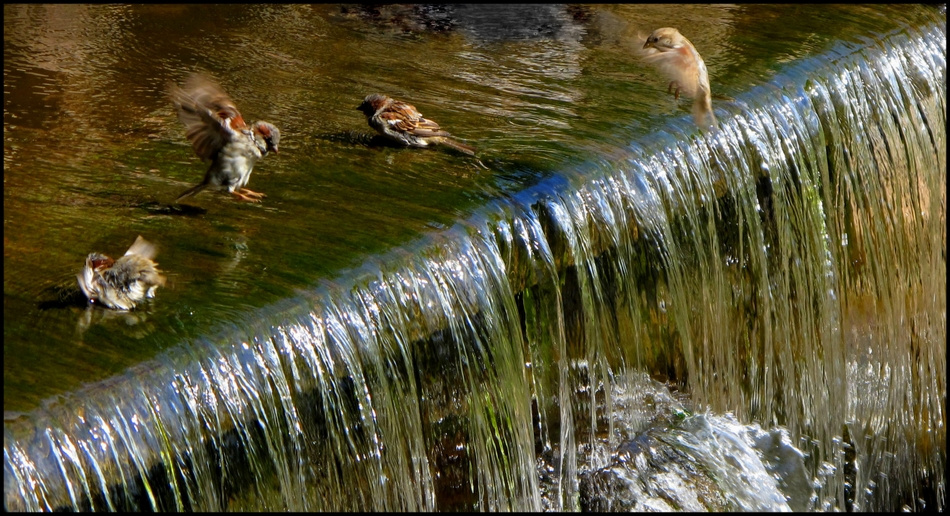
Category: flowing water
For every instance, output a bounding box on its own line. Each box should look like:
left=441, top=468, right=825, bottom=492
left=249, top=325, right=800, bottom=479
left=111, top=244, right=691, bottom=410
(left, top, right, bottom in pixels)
left=4, top=5, right=946, bottom=512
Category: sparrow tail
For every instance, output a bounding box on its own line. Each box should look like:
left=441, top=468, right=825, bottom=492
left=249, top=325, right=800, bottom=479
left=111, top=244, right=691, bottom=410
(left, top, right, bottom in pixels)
left=692, top=97, right=718, bottom=131
left=437, top=137, right=476, bottom=156
left=175, top=183, right=208, bottom=203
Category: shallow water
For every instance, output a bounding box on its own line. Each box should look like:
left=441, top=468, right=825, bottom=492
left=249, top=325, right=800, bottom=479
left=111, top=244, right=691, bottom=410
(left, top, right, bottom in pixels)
left=4, top=3, right=938, bottom=414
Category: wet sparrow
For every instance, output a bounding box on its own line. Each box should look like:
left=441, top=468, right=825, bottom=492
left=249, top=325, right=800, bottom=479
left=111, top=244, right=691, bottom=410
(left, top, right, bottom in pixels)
left=170, top=74, right=280, bottom=202
left=639, top=27, right=717, bottom=130
left=77, top=235, right=166, bottom=310
left=357, top=93, right=476, bottom=155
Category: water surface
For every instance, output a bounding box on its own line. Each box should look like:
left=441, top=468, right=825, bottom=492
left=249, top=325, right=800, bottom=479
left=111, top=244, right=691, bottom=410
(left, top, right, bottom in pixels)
left=1, top=2, right=940, bottom=422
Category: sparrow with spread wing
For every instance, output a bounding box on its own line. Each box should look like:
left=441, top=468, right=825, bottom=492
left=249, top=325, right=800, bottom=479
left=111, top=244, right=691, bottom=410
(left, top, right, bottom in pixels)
left=170, top=74, right=280, bottom=202
left=77, top=235, right=166, bottom=310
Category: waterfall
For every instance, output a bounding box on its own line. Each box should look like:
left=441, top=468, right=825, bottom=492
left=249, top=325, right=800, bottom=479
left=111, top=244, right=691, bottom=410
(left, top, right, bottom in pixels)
left=5, top=18, right=944, bottom=513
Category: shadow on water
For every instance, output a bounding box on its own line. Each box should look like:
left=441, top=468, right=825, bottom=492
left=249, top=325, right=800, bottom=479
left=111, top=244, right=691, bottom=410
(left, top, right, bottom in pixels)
left=37, top=283, right=89, bottom=311
left=138, top=202, right=208, bottom=217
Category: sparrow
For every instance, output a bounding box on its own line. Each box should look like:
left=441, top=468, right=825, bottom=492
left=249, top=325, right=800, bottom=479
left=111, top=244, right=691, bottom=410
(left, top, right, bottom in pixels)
left=639, top=27, right=717, bottom=130
left=356, top=93, right=476, bottom=155
left=169, top=74, right=280, bottom=202
left=77, top=235, right=167, bottom=310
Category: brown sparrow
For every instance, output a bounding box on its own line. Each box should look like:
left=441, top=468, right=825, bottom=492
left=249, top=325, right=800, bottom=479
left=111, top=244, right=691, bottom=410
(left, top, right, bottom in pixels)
left=356, top=93, right=476, bottom=155
left=640, top=27, right=717, bottom=130
left=77, top=235, right=166, bottom=310
left=169, top=74, right=280, bottom=202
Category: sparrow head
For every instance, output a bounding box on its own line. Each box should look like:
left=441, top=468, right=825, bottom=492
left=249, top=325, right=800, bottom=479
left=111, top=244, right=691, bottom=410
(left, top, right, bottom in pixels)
left=356, top=94, right=392, bottom=117
left=643, top=27, right=684, bottom=51
left=253, top=121, right=280, bottom=154
left=77, top=252, right=113, bottom=303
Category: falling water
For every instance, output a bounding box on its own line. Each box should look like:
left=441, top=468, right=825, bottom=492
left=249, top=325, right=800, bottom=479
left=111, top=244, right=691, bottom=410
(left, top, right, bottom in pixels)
left=5, top=17, right=945, bottom=513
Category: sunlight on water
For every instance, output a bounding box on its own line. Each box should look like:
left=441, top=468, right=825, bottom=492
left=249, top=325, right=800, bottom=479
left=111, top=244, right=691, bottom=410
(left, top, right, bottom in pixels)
left=4, top=11, right=944, bottom=514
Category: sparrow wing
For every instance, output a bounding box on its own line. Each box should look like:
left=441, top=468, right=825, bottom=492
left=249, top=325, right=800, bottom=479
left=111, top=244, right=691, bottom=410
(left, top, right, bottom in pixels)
left=639, top=44, right=704, bottom=99
left=407, top=117, right=451, bottom=137
left=382, top=101, right=451, bottom=137
left=170, top=75, right=247, bottom=160
left=124, top=235, right=158, bottom=260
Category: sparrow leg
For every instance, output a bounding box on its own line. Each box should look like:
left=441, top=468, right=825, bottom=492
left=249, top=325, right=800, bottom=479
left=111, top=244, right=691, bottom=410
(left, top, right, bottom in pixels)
left=667, top=81, right=681, bottom=100
left=231, top=190, right=263, bottom=202
left=237, top=188, right=266, bottom=199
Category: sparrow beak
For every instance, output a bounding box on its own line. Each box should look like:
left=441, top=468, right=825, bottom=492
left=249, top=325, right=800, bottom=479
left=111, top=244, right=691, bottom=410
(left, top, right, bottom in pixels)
left=642, top=41, right=654, bottom=50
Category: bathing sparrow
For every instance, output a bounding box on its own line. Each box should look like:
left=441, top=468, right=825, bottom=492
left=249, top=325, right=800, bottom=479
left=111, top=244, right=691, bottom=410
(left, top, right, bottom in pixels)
left=640, top=27, right=717, bottom=130
left=77, top=235, right=166, bottom=310
left=357, top=94, right=476, bottom=155
left=170, top=74, right=280, bottom=202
